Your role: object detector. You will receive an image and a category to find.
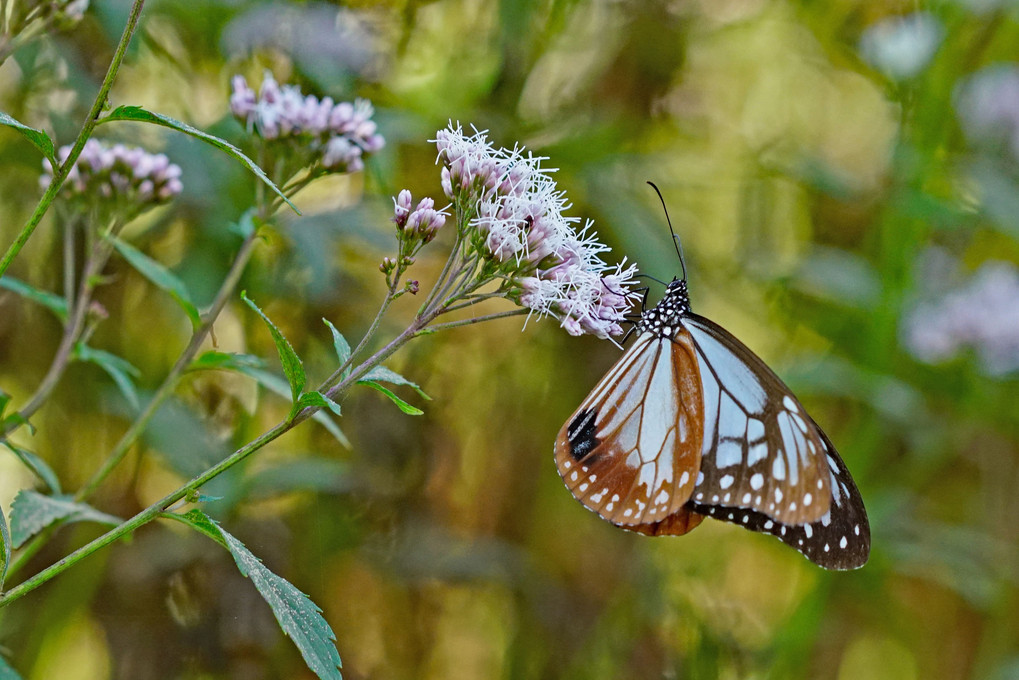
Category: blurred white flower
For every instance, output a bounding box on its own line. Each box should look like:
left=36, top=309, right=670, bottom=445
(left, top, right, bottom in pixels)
left=859, top=12, right=943, bottom=81
left=902, top=259, right=1019, bottom=376
left=41, top=139, right=182, bottom=212
left=955, top=64, right=1019, bottom=159
left=230, top=71, right=385, bottom=173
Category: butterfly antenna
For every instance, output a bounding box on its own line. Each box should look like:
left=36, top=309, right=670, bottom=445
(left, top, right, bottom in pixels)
left=647, top=181, right=687, bottom=282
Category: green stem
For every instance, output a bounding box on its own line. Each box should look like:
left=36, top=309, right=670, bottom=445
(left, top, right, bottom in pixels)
left=0, top=419, right=291, bottom=608
left=76, top=231, right=261, bottom=500
left=0, top=0, right=146, bottom=277
left=416, top=308, right=527, bottom=335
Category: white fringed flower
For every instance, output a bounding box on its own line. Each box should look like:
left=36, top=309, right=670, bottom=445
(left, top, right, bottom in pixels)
left=433, top=123, right=638, bottom=338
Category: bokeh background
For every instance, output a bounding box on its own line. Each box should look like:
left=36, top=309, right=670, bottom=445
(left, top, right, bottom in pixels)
left=1, top=0, right=1018, bottom=678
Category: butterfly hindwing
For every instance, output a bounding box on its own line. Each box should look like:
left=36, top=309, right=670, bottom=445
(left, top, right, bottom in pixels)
left=689, top=427, right=870, bottom=569
left=554, top=331, right=704, bottom=530
left=683, top=314, right=833, bottom=526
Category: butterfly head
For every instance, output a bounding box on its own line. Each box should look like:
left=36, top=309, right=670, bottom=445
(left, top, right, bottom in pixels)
left=637, top=278, right=691, bottom=338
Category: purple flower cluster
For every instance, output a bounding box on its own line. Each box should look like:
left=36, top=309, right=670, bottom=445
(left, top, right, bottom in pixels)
left=433, top=124, right=638, bottom=338
left=902, top=260, right=1019, bottom=376
left=41, top=139, right=182, bottom=209
left=393, top=190, right=447, bottom=244
left=229, top=71, right=384, bottom=172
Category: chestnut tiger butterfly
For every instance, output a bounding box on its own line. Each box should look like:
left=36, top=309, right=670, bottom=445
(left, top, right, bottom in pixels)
left=554, top=186, right=870, bottom=570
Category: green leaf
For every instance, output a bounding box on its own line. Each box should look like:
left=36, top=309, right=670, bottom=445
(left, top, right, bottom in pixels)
left=0, top=111, right=55, bottom=162
left=242, top=292, right=306, bottom=408
left=174, top=509, right=343, bottom=680
left=0, top=276, right=69, bottom=321
left=2, top=413, right=35, bottom=435
left=323, top=319, right=351, bottom=377
left=359, top=366, right=430, bottom=400
left=0, top=502, right=10, bottom=592
left=359, top=381, right=424, bottom=416
left=0, top=653, right=22, bottom=680
left=0, top=389, right=9, bottom=417
left=73, top=343, right=141, bottom=410
left=244, top=369, right=351, bottom=448
left=296, top=390, right=342, bottom=416
left=2, top=443, right=61, bottom=493
left=188, top=350, right=265, bottom=373
left=9, top=490, right=121, bottom=548
left=101, top=106, right=297, bottom=213
left=109, top=236, right=202, bottom=329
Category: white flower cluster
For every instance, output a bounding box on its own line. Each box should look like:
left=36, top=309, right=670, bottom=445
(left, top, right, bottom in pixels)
left=902, top=260, right=1019, bottom=376
left=955, top=64, right=1019, bottom=160
left=41, top=139, right=182, bottom=208
left=229, top=71, right=384, bottom=172
left=434, top=123, right=638, bottom=338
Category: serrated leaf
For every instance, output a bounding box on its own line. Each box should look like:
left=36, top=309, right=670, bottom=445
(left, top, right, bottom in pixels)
left=242, top=292, right=306, bottom=407
left=244, top=369, right=350, bottom=448
left=101, top=106, right=297, bottom=213
left=296, top=391, right=342, bottom=416
left=359, top=366, right=430, bottom=400
left=0, top=653, right=22, bottom=680
left=359, top=381, right=424, bottom=415
left=174, top=509, right=343, bottom=680
left=188, top=350, right=265, bottom=373
left=73, top=343, right=141, bottom=410
left=109, top=236, right=202, bottom=329
left=9, top=490, right=121, bottom=548
left=2, top=443, right=61, bottom=493
left=323, top=319, right=351, bottom=376
left=0, top=111, right=55, bottom=162
left=0, top=276, right=69, bottom=321
left=0, top=503, right=10, bottom=591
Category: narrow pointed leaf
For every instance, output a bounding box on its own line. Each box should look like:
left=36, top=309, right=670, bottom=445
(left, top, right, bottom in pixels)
left=73, top=343, right=141, bottom=410
left=246, top=369, right=350, bottom=448
left=242, top=292, right=306, bottom=405
left=174, top=509, right=343, bottom=680
left=0, top=111, right=55, bottom=162
left=323, top=319, right=351, bottom=377
left=296, top=391, right=342, bottom=416
left=2, top=443, right=61, bottom=493
left=188, top=350, right=265, bottom=373
left=101, top=106, right=297, bottom=213
left=0, top=503, right=10, bottom=591
left=0, top=276, right=68, bottom=321
left=9, top=490, right=121, bottom=548
left=359, top=381, right=423, bottom=415
left=109, top=236, right=202, bottom=329
left=359, top=366, right=430, bottom=400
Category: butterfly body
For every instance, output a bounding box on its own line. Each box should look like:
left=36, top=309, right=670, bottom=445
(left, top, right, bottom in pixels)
left=555, top=278, right=870, bottom=570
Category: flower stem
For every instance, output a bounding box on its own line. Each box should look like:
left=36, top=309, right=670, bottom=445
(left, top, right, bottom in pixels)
left=75, top=231, right=262, bottom=501
left=0, top=0, right=147, bottom=277
left=0, top=418, right=292, bottom=608
left=416, top=309, right=527, bottom=335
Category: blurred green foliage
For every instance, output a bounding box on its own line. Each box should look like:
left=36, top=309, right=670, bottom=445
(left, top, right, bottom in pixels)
left=1, top=0, right=1018, bottom=678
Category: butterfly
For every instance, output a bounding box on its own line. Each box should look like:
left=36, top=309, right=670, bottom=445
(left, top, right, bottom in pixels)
left=554, top=197, right=870, bottom=570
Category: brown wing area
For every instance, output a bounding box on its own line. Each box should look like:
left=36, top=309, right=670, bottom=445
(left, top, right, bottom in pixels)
left=554, top=331, right=705, bottom=529
left=685, top=315, right=832, bottom=525
left=625, top=508, right=705, bottom=537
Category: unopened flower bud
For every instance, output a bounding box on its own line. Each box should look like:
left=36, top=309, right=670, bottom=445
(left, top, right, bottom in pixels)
left=406, top=280, right=420, bottom=294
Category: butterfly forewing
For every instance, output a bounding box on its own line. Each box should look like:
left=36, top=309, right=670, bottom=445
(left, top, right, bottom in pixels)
left=689, top=427, right=870, bottom=569
left=684, top=315, right=833, bottom=526
left=554, top=331, right=704, bottom=529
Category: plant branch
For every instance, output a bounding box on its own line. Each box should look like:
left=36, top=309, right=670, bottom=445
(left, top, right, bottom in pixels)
left=76, top=231, right=261, bottom=500
left=0, top=0, right=147, bottom=277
